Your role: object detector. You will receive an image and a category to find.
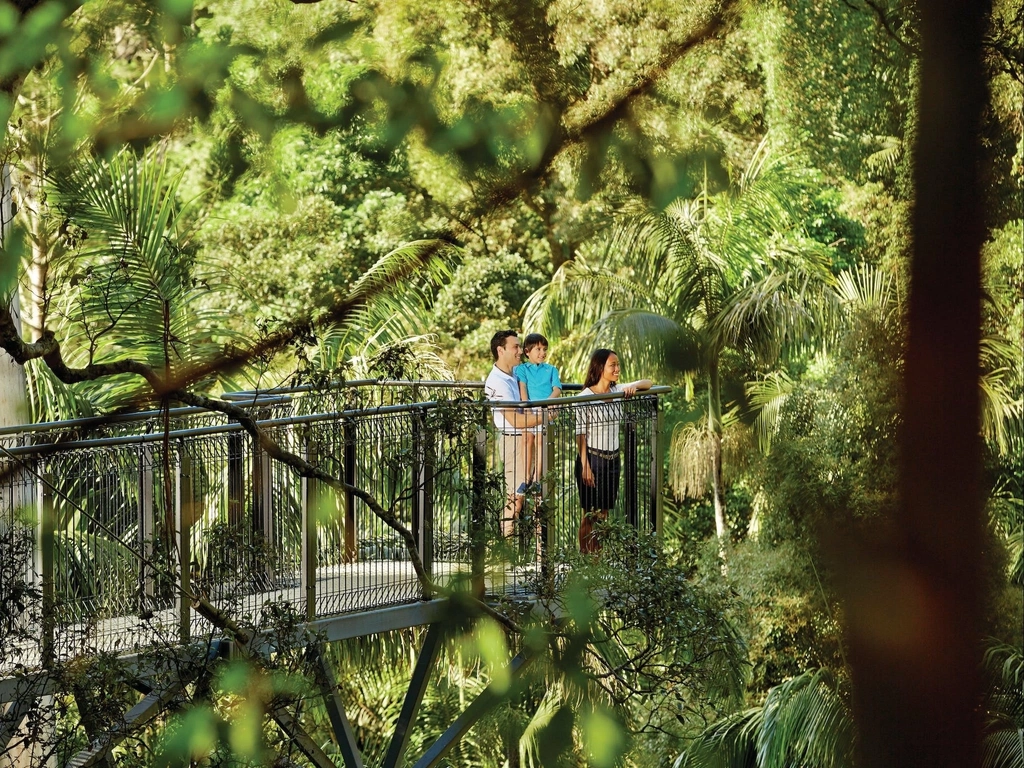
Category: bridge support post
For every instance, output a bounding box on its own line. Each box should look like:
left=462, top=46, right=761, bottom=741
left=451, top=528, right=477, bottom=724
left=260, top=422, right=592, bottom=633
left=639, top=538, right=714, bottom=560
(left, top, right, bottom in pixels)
left=623, top=415, right=638, bottom=528
left=540, top=409, right=556, bottom=592
left=470, top=417, right=488, bottom=597
left=138, top=444, right=155, bottom=604
left=301, top=436, right=318, bottom=621
left=310, top=643, right=364, bottom=768
left=411, top=409, right=434, bottom=596
left=253, top=438, right=274, bottom=586
left=383, top=622, right=445, bottom=768
left=176, top=447, right=193, bottom=644
left=227, top=430, right=244, bottom=526
left=343, top=419, right=357, bottom=563
left=36, top=463, right=54, bottom=665
left=651, top=401, right=665, bottom=537
left=410, top=648, right=534, bottom=768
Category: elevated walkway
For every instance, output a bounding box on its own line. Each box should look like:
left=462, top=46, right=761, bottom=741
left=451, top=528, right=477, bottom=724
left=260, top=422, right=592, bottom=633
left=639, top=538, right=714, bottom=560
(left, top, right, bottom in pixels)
left=0, top=379, right=666, bottom=673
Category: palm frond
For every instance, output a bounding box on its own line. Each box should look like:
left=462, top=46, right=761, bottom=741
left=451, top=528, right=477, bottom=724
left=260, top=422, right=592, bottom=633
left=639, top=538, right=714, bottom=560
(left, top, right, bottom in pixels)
left=745, top=371, right=794, bottom=453
left=835, top=263, right=897, bottom=317
left=981, top=729, right=1024, bottom=768
left=674, top=708, right=760, bottom=768
left=710, top=269, right=821, bottom=364
left=588, top=308, right=698, bottom=382
left=519, top=685, right=564, bottom=768
left=864, top=136, right=903, bottom=174
left=755, top=668, right=854, bottom=768
left=980, top=641, right=1024, bottom=768
left=522, top=257, right=660, bottom=341
left=347, top=238, right=455, bottom=302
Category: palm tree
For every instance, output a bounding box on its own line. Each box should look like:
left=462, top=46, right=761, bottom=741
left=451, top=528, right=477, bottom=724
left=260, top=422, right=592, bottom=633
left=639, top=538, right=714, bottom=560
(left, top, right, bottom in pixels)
left=674, top=667, right=855, bottom=768
left=39, top=148, right=241, bottom=416
left=524, top=140, right=833, bottom=552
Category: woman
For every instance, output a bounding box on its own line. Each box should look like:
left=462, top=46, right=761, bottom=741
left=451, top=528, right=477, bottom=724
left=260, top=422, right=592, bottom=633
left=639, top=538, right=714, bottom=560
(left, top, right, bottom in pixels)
left=575, top=349, right=652, bottom=553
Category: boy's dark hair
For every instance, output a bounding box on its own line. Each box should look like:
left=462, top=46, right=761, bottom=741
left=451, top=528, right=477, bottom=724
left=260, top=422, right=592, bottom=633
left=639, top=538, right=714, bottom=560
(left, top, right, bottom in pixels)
left=490, top=329, right=518, bottom=361
left=522, top=333, right=549, bottom=355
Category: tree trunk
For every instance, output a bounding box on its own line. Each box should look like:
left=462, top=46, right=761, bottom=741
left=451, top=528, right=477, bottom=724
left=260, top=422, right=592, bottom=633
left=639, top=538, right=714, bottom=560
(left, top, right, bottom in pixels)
left=708, top=354, right=727, bottom=565
left=0, top=164, right=30, bottom=429
left=840, top=1, right=988, bottom=765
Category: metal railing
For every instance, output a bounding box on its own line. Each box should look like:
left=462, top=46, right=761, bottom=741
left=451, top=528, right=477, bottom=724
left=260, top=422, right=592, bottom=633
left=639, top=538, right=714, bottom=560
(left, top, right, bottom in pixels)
left=0, top=382, right=666, bottom=670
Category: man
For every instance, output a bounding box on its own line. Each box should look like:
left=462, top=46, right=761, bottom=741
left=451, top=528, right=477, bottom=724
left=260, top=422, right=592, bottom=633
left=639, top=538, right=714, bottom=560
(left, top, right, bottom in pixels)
left=484, top=330, right=545, bottom=536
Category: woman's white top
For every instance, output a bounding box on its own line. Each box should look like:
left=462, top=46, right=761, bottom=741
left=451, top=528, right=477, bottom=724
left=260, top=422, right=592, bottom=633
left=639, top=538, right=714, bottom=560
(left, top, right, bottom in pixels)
left=575, top=385, right=622, bottom=452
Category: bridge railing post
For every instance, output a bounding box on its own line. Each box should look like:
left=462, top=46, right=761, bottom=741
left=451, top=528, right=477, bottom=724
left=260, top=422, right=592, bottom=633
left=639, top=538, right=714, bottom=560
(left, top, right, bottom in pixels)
left=411, top=408, right=434, bottom=597
left=651, top=395, right=664, bottom=537
left=624, top=405, right=639, bottom=529
left=176, top=445, right=193, bottom=644
left=540, top=404, right=556, bottom=592
left=253, top=430, right=274, bottom=586
left=301, top=432, right=318, bottom=621
left=36, top=458, right=55, bottom=666
left=470, top=409, right=488, bottom=596
left=227, top=430, right=244, bottom=527
left=343, top=418, right=357, bottom=564
left=138, top=443, right=155, bottom=605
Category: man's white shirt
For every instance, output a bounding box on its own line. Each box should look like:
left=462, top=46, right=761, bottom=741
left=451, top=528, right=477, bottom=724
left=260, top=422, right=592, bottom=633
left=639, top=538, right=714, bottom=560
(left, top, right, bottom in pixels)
left=484, top=365, right=522, bottom=434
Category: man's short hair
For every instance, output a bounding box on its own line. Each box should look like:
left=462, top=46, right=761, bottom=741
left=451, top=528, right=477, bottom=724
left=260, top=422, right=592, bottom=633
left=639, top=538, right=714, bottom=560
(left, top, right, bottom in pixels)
left=522, top=333, right=548, bottom=353
left=490, top=329, right=518, bottom=361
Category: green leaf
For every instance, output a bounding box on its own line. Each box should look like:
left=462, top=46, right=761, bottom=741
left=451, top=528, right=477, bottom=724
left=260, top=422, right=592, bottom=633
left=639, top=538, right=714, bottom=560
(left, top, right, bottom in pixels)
left=581, top=707, right=626, bottom=768
left=474, top=618, right=511, bottom=694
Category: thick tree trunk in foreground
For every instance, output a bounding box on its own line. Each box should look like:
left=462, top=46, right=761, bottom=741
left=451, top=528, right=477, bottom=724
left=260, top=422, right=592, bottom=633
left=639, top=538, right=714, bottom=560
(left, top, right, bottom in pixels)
left=0, top=164, right=29, bottom=428
left=842, top=1, right=989, bottom=766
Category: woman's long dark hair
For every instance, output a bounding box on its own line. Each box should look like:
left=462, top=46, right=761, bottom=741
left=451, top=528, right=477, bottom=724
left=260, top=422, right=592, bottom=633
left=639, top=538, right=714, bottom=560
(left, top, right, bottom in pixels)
left=583, top=348, right=616, bottom=389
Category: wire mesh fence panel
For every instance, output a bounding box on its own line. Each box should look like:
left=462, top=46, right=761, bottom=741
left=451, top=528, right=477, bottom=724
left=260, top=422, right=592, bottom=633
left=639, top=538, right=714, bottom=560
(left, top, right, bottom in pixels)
left=0, top=452, right=42, bottom=668
left=42, top=443, right=175, bottom=659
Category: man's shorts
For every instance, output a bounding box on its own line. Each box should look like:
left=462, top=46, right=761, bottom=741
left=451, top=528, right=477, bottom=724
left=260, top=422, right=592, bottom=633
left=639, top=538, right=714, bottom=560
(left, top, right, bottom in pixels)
left=498, top=432, right=528, bottom=497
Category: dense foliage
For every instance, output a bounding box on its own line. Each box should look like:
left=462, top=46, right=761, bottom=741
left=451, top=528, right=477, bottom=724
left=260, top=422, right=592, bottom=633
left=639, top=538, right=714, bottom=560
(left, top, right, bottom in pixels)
left=0, top=0, right=1020, bottom=766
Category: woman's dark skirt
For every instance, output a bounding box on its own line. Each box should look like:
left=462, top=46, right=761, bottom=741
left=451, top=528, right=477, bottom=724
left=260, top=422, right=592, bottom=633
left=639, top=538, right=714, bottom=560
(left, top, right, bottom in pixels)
left=574, top=450, right=620, bottom=511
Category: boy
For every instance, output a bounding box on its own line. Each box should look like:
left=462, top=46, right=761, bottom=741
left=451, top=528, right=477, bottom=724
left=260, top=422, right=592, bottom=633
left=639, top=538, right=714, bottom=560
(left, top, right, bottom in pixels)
left=514, top=333, right=562, bottom=493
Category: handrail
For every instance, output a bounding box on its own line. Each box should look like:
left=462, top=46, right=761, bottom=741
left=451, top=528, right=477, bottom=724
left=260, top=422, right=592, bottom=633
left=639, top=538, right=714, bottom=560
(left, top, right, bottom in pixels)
left=0, top=380, right=591, bottom=440
left=0, top=387, right=667, bottom=457
left=0, top=395, right=293, bottom=437
left=481, top=384, right=670, bottom=408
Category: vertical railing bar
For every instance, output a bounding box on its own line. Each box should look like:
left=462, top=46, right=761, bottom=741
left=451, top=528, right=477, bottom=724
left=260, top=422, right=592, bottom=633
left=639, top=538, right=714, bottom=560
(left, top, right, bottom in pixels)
left=37, top=458, right=55, bottom=665
left=470, top=407, right=487, bottom=597
left=139, top=443, right=155, bottom=602
left=176, top=444, right=192, bottom=644
left=541, top=404, right=556, bottom=593
left=343, top=418, right=356, bottom=564
left=227, top=430, right=243, bottom=526
left=652, top=395, right=664, bottom=538
left=302, top=431, right=317, bottom=621
left=624, top=402, right=638, bottom=528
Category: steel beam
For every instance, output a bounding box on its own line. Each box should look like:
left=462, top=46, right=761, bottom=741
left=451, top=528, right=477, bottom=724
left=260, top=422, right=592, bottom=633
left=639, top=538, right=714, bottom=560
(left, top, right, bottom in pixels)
left=410, top=650, right=535, bottom=768
left=269, top=704, right=337, bottom=768
left=310, top=644, right=363, bottom=768
left=382, top=622, right=446, bottom=768
left=0, top=694, right=38, bottom=752
left=65, top=677, right=185, bottom=767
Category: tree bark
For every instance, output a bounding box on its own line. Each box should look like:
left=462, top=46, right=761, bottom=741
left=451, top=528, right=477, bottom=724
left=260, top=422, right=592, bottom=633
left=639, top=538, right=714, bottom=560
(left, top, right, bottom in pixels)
left=841, top=1, right=989, bottom=765
left=0, top=165, right=30, bottom=428
left=707, top=354, right=727, bottom=563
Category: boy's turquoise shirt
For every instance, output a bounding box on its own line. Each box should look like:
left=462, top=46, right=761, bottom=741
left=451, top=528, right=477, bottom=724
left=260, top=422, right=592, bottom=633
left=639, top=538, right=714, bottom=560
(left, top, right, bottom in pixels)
left=515, top=361, right=562, bottom=401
